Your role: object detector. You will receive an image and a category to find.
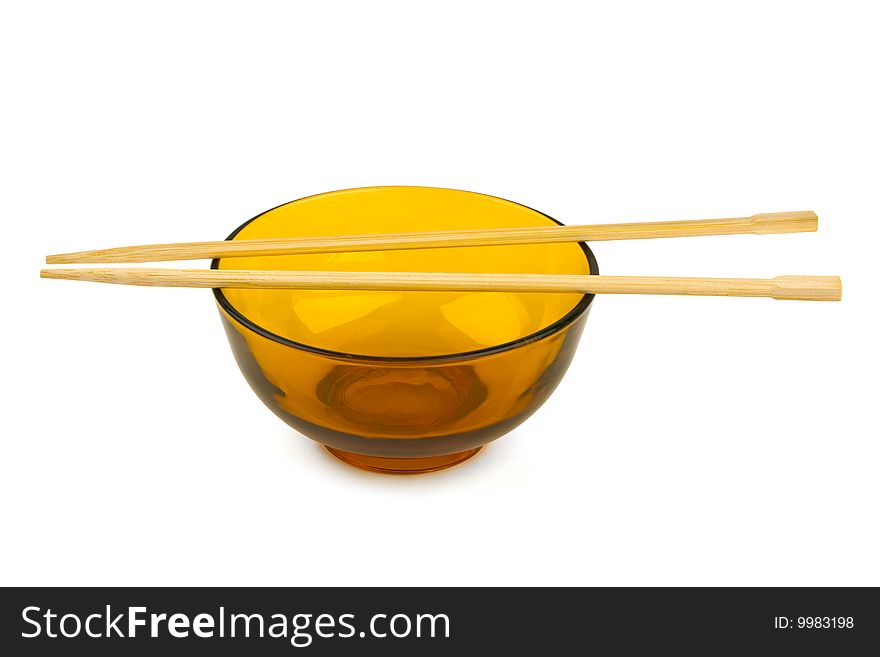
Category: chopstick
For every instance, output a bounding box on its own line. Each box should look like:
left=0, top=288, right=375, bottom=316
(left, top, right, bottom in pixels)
left=45, top=211, right=818, bottom=264
left=39, top=268, right=843, bottom=301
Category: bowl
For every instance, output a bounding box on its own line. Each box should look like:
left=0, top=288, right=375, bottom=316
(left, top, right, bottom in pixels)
left=213, top=186, right=597, bottom=473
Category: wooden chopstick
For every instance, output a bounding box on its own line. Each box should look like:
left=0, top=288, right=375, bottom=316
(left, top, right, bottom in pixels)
left=40, top=268, right=842, bottom=301
left=44, top=211, right=818, bottom=264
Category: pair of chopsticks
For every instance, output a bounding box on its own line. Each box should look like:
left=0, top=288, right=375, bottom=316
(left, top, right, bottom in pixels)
left=41, top=210, right=842, bottom=301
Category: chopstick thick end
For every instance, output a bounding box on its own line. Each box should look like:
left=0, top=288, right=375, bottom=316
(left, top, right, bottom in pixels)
left=752, top=211, right=818, bottom=234
left=772, top=275, right=842, bottom=301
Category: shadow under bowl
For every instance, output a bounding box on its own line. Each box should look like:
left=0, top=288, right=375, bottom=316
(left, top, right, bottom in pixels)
left=214, top=186, right=597, bottom=474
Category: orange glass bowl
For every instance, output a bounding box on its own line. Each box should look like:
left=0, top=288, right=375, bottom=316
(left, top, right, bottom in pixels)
left=213, top=187, right=598, bottom=474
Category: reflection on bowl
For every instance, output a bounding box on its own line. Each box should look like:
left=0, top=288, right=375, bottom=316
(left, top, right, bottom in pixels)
left=214, top=186, right=597, bottom=474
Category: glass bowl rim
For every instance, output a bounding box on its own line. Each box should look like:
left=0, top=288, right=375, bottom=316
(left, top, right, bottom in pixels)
left=212, top=185, right=598, bottom=363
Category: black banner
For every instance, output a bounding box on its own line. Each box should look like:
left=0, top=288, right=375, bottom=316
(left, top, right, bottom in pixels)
left=1, top=587, right=877, bottom=654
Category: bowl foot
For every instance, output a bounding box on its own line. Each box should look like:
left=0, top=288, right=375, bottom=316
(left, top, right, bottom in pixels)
left=324, top=446, right=482, bottom=474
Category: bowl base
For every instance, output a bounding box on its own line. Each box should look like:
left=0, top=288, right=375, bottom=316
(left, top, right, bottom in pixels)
left=324, top=446, right=482, bottom=474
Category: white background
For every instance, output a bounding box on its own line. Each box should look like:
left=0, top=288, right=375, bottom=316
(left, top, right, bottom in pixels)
left=2, top=1, right=877, bottom=586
